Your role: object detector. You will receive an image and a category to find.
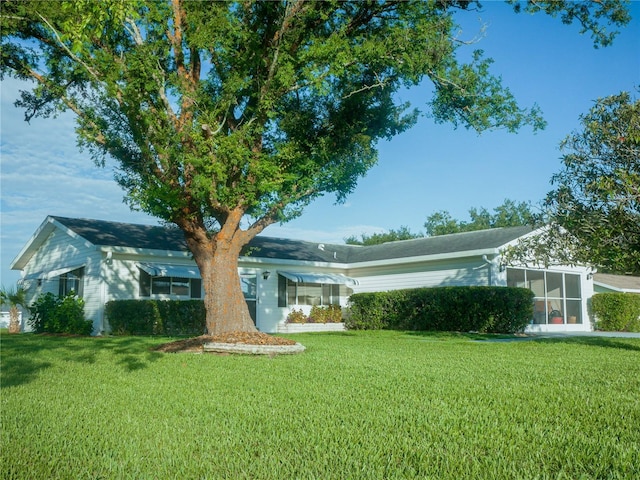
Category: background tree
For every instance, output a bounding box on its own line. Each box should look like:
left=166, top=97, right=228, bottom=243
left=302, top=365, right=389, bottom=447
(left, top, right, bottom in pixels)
left=424, top=199, right=537, bottom=236
left=1, top=1, right=630, bottom=334
left=505, top=92, right=640, bottom=274
left=345, top=226, right=422, bottom=246
left=0, top=286, right=28, bottom=334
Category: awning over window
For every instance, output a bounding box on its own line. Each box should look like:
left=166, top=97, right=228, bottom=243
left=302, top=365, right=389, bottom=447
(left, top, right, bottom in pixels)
left=278, top=271, right=359, bottom=286
left=138, top=263, right=201, bottom=279
left=22, top=271, right=45, bottom=281
left=47, top=265, right=85, bottom=278
left=21, top=264, right=85, bottom=282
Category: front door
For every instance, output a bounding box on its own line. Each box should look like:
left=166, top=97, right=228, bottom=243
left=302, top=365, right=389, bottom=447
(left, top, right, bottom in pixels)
left=240, top=274, right=257, bottom=325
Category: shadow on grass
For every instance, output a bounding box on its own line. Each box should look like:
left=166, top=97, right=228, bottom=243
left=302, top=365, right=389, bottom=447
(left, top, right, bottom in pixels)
left=0, top=333, right=165, bottom=388
left=404, top=330, right=640, bottom=351
left=532, top=336, right=640, bottom=352
left=403, top=330, right=515, bottom=341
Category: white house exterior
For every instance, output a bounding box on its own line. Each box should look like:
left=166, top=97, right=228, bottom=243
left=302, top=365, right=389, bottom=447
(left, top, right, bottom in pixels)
left=12, top=216, right=599, bottom=334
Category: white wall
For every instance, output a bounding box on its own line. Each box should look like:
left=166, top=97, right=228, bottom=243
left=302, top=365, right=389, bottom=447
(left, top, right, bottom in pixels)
left=20, top=229, right=103, bottom=333
left=252, top=262, right=353, bottom=333
left=350, top=257, right=491, bottom=293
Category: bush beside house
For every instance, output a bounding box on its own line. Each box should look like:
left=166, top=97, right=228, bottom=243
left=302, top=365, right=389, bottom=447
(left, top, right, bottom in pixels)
left=347, top=286, right=534, bottom=334
left=591, top=293, right=640, bottom=332
left=105, top=300, right=206, bottom=336
left=29, top=292, right=92, bottom=335
left=286, top=305, right=342, bottom=324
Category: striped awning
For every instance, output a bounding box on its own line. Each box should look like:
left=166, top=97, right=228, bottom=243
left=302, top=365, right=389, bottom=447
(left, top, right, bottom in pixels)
left=138, top=263, right=201, bottom=279
left=20, top=264, right=85, bottom=282
left=278, top=271, right=359, bottom=286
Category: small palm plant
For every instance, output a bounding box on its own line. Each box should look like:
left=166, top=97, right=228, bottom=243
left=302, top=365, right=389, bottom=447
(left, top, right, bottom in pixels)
left=0, top=285, right=28, bottom=334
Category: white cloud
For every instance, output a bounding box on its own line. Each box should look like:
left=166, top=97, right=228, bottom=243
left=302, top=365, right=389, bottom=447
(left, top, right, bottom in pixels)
left=1, top=78, right=158, bottom=285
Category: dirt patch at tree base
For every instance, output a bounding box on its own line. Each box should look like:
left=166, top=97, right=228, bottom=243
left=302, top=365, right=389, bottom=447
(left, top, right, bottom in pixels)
left=153, top=331, right=296, bottom=353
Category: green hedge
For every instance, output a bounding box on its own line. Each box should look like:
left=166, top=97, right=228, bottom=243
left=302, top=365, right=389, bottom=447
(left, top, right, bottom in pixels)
left=29, top=292, right=93, bottom=335
left=105, top=300, right=206, bottom=336
left=591, top=293, right=640, bottom=332
left=346, top=286, right=534, bottom=333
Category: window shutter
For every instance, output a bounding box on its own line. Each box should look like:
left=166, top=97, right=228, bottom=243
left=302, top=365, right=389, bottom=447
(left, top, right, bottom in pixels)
left=278, top=274, right=287, bottom=307
left=190, top=278, right=202, bottom=299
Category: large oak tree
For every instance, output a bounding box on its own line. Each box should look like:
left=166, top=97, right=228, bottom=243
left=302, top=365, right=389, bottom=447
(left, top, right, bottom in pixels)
left=504, top=92, right=640, bottom=274
left=1, top=1, right=630, bottom=334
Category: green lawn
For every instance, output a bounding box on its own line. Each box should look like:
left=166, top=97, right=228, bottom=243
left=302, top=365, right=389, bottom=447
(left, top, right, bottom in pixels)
left=2, top=331, right=639, bottom=479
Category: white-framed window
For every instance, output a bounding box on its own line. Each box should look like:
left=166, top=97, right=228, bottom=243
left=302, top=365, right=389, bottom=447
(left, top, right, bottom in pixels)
left=507, top=268, right=582, bottom=324
left=278, top=275, right=351, bottom=306
left=59, top=267, right=84, bottom=297
left=139, top=270, right=201, bottom=298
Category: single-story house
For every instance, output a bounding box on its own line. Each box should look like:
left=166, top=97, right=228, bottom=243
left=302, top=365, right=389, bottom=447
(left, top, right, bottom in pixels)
left=10, top=215, right=624, bottom=334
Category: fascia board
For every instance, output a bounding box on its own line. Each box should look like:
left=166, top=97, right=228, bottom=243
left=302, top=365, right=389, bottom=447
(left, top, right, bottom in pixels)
left=343, top=248, right=501, bottom=269
left=499, top=226, right=547, bottom=250
left=99, top=246, right=193, bottom=258
left=593, top=281, right=640, bottom=294
left=100, top=247, right=346, bottom=267
left=101, top=247, right=502, bottom=270
left=239, top=256, right=346, bottom=269
left=10, top=217, right=57, bottom=270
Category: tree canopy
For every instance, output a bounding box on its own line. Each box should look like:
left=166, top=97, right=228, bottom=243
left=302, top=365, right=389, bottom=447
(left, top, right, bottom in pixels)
left=424, top=199, right=538, bottom=236
left=345, top=226, right=422, bottom=246
left=1, top=0, right=631, bottom=333
left=505, top=92, right=640, bottom=274
left=346, top=199, right=537, bottom=245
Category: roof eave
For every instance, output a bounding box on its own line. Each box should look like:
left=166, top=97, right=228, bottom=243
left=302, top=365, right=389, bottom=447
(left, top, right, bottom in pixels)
left=99, top=246, right=192, bottom=258
left=345, top=248, right=502, bottom=269
left=10, top=216, right=57, bottom=270
left=12, top=216, right=98, bottom=271
left=593, top=281, right=640, bottom=294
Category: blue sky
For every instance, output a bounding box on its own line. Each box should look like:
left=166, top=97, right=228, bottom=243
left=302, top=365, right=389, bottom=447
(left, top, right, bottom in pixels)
left=1, top=1, right=639, bottom=287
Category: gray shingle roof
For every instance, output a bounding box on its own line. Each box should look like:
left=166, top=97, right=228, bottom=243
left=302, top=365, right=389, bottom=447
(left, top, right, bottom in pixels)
left=594, top=273, right=640, bottom=292
left=52, top=216, right=533, bottom=265
left=345, top=226, right=533, bottom=263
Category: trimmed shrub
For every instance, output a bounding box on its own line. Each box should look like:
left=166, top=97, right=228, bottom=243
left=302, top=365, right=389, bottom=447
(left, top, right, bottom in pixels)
left=155, top=300, right=207, bottom=336
left=286, top=306, right=343, bottom=324
left=105, top=300, right=206, bottom=336
left=286, top=309, right=308, bottom=324
left=347, top=286, right=534, bottom=333
left=309, top=305, right=342, bottom=323
left=592, top=293, right=640, bottom=332
left=345, top=292, right=394, bottom=330
left=29, top=292, right=92, bottom=335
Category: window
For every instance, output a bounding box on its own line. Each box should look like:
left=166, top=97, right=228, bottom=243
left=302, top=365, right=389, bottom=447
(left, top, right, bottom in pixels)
left=59, top=267, right=84, bottom=297
left=507, top=268, right=582, bottom=324
left=279, top=276, right=351, bottom=306
left=139, top=270, right=201, bottom=298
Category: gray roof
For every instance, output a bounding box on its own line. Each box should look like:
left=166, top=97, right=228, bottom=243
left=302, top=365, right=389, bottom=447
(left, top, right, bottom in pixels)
left=594, top=273, right=640, bottom=292
left=345, top=226, right=533, bottom=263
left=52, top=216, right=533, bottom=265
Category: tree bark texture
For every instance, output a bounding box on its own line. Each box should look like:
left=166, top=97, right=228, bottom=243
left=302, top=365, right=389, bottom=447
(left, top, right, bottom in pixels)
left=182, top=215, right=258, bottom=336
left=8, top=306, right=21, bottom=334
left=200, top=246, right=257, bottom=336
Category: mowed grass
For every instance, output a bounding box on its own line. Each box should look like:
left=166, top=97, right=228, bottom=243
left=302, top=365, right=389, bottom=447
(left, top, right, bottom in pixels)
left=1, top=331, right=639, bottom=479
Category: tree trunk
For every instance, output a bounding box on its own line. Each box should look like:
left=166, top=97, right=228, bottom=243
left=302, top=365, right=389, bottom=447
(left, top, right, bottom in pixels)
left=8, top=306, right=21, bottom=334
left=199, top=244, right=257, bottom=335
left=182, top=214, right=259, bottom=336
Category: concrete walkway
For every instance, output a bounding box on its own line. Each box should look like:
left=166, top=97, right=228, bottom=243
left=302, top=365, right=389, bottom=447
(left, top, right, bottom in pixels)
left=477, top=331, right=640, bottom=342
left=529, top=331, right=640, bottom=339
